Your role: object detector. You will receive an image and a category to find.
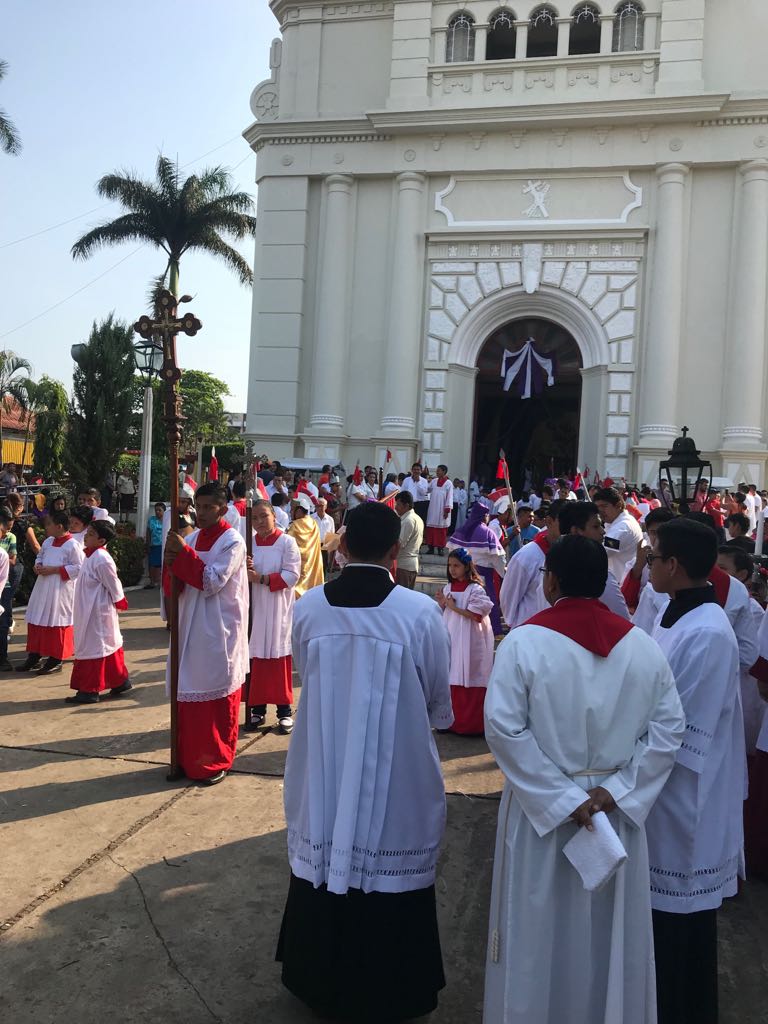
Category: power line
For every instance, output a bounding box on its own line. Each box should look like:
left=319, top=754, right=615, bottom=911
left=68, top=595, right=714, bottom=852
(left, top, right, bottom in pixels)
left=0, top=244, right=147, bottom=341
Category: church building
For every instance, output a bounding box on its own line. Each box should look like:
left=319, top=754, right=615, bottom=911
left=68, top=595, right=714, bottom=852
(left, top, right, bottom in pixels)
left=244, top=0, right=768, bottom=487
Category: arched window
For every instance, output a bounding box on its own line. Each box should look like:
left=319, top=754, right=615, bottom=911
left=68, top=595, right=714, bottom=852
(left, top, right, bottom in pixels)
left=446, top=13, right=476, bottom=62
left=569, top=4, right=601, bottom=55
left=486, top=8, right=517, bottom=60
left=527, top=5, right=558, bottom=58
left=612, top=1, right=644, bottom=52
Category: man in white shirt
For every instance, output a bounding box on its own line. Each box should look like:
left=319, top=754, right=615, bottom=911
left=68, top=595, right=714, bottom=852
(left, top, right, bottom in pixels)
left=401, top=462, right=430, bottom=524
left=312, top=498, right=335, bottom=542
left=395, top=490, right=424, bottom=589
left=267, top=474, right=288, bottom=499
left=271, top=493, right=291, bottom=531
left=742, top=482, right=758, bottom=536
left=594, top=486, right=643, bottom=583
left=278, top=501, right=453, bottom=1021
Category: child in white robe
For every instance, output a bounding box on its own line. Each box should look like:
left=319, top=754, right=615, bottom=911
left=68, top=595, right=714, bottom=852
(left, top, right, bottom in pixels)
left=437, top=547, right=494, bottom=735
left=20, top=510, right=85, bottom=674
left=68, top=505, right=93, bottom=547
left=68, top=520, right=130, bottom=705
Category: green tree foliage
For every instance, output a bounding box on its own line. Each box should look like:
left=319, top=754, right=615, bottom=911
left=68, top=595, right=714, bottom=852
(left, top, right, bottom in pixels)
left=65, top=315, right=136, bottom=492
left=0, top=60, right=21, bottom=155
left=177, top=369, right=235, bottom=445
left=0, top=349, right=31, bottom=465
left=30, top=376, right=68, bottom=480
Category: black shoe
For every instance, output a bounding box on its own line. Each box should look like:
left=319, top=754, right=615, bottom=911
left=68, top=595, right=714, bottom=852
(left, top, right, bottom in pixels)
left=16, top=654, right=41, bottom=672
left=200, top=770, right=227, bottom=786
left=0, top=658, right=14, bottom=672
left=36, top=657, right=62, bottom=675
left=65, top=691, right=99, bottom=704
left=427, top=546, right=435, bottom=555
left=245, top=707, right=266, bottom=732
left=437, top=547, right=444, bottom=556
left=107, top=680, right=133, bottom=697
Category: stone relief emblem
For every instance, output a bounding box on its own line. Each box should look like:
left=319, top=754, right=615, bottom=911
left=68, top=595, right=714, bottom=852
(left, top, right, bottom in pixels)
left=250, top=39, right=282, bottom=122
left=523, top=179, right=551, bottom=219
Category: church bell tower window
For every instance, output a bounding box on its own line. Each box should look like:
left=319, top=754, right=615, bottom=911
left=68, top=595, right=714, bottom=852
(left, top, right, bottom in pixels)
left=612, top=1, right=644, bottom=52
left=569, top=4, right=601, bottom=55
left=486, top=9, right=518, bottom=61
left=446, top=13, right=476, bottom=62
left=527, top=5, right=559, bottom=59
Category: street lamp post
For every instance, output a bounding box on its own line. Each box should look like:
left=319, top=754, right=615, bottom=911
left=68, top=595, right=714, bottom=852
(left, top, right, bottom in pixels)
left=658, top=426, right=713, bottom=515
left=133, top=339, right=164, bottom=542
left=134, top=291, right=202, bottom=781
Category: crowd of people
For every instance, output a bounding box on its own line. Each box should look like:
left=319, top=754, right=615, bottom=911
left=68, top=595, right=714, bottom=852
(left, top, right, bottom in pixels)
left=11, top=455, right=768, bottom=1023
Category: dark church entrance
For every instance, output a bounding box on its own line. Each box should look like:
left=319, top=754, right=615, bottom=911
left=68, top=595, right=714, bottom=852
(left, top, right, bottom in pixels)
left=472, top=317, right=583, bottom=490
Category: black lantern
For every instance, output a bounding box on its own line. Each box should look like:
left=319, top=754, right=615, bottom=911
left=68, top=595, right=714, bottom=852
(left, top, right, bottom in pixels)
left=659, top=426, right=713, bottom=514
left=133, top=336, right=164, bottom=385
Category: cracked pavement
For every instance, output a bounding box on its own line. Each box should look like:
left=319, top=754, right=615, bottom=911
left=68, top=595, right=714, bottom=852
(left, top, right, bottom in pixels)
left=1, top=590, right=766, bottom=1023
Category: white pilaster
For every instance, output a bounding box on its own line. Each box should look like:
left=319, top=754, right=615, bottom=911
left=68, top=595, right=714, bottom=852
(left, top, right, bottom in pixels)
left=309, top=174, right=354, bottom=432
left=474, top=25, right=488, bottom=61
left=556, top=19, right=569, bottom=57
left=638, top=163, right=689, bottom=448
left=515, top=22, right=528, bottom=59
left=722, top=160, right=768, bottom=449
left=380, top=172, right=427, bottom=436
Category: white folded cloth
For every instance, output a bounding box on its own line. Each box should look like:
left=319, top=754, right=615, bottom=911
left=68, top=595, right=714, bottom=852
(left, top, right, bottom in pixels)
left=563, top=810, right=628, bottom=892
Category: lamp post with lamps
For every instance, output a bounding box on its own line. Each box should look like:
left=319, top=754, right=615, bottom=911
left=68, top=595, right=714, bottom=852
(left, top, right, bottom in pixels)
left=133, top=338, right=164, bottom=541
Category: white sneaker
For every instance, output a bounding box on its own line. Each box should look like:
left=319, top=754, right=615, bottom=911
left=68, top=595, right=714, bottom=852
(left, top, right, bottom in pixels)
left=8, top=619, right=15, bottom=636
left=278, top=716, right=294, bottom=735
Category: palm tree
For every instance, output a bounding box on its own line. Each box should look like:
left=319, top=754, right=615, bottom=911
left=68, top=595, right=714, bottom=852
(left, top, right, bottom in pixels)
left=0, top=350, right=32, bottom=467
left=0, top=59, right=21, bottom=155
left=71, top=154, right=256, bottom=295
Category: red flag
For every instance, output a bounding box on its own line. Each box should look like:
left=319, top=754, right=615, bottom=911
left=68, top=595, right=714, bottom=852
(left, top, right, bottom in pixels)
left=353, top=461, right=363, bottom=486
left=255, top=477, right=269, bottom=501
left=385, top=449, right=392, bottom=464
left=379, top=491, right=399, bottom=510
left=572, top=468, right=584, bottom=493
left=209, top=446, right=219, bottom=482
left=297, top=479, right=319, bottom=507
left=495, top=449, right=508, bottom=482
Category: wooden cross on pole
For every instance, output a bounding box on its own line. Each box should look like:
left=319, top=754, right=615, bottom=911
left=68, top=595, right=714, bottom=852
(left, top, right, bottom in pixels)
left=134, top=290, right=202, bottom=781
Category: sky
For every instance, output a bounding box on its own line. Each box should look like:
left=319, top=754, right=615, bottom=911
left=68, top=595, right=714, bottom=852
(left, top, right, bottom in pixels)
left=2, top=0, right=278, bottom=412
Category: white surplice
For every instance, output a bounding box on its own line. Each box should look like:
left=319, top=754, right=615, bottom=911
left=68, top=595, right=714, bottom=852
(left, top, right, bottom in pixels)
left=604, top=510, right=643, bottom=583
left=483, top=617, right=685, bottom=1024
left=499, top=539, right=547, bottom=628
left=73, top=549, right=125, bottom=659
left=441, top=582, right=494, bottom=688
left=647, top=603, right=744, bottom=912
left=284, top=585, right=454, bottom=895
left=170, top=526, right=249, bottom=702
left=248, top=531, right=301, bottom=659
left=26, top=537, right=85, bottom=628
left=741, top=598, right=767, bottom=754
left=426, top=477, right=454, bottom=529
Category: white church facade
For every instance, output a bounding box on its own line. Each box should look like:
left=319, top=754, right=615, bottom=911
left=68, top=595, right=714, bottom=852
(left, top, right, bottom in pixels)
left=244, top=0, right=768, bottom=487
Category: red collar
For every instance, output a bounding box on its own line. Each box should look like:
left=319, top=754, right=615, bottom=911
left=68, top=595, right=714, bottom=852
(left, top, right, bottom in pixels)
left=525, top=598, right=633, bottom=657
left=708, top=565, right=730, bottom=608
left=84, top=545, right=106, bottom=558
left=450, top=579, right=471, bottom=591
left=533, top=531, right=551, bottom=555
left=52, top=533, right=72, bottom=547
left=194, top=520, right=230, bottom=552
left=255, top=528, right=283, bottom=547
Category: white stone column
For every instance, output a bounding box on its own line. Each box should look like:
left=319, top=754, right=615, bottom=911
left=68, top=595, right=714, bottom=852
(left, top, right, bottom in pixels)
left=722, top=159, right=768, bottom=449
left=380, top=172, right=427, bottom=436
left=599, top=16, right=613, bottom=53
left=637, top=163, right=689, bottom=448
left=556, top=18, right=570, bottom=56
left=515, top=22, right=528, bottom=59
left=474, top=25, right=488, bottom=61
left=309, top=174, right=354, bottom=432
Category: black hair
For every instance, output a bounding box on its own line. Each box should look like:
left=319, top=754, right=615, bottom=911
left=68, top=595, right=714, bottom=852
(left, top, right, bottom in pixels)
left=535, top=501, right=551, bottom=519
left=726, top=513, right=750, bottom=535
left=684, top=511, right=719, bottom=535
left=0, top=509, right=12, bottom=528
left=344, top=502, right=401, bottom=561
left=90, top=519, right=116, bottom=544
left=593, top=486, right=622, bottom=507
left=49, top=510, right=70, bottom=529
left=718, top=544, right=753, bottom=577
left=232, top=480, right=247, bottom=499
left=271, top=493, right=288, bottom=508
left=395, top=490, right=414, bottom=508
left=154, top=502, right=166, bottom=511
left=556, top=477, right=568, bottom=488
left=437, top=464, right=448, bottom=474
left=558, top=500, right=600, bottom=535
left=411, top=462, right=422, bottom=471
left=195, top=483, right=228, bottom=506
left=545, top=535, right=608, bottom=599
left=546, top=498, right=568, bottom=522
left=542, top=485, right=554, bottom=499
left=656, top=518, right=717, bottom=580
left=79, top=487, right=101, bottom=501
left=70, top=505, right=94, bottom=527
left=645, top=507, right=675, bottom=529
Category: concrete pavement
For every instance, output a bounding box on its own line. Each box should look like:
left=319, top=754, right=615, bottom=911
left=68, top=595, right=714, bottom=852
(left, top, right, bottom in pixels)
left=1, top=590, right=766, bottom=1023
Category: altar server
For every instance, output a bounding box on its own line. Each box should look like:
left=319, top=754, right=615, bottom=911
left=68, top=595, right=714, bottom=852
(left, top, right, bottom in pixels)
left=20, top=511, right=85, bottom=674
left=437, top=547, right=494, bottom=735
left=448, top=502, right=507, bottom=635
left=499, top=499, right=566, bottom=629
left=164, top=484, right=248, bottom=784
left=68, top=505, right=93, bottom=546
left=594, top=486, right=643, bottom=583
left=68, top=520, right=130, bottom=704
left=645, top=518, right=744, bottom=1024
left=245, top=499, right=301, bottom=734
left=424, top=465, right=454, bottom=555
left=287, top=494, right=324, bottom=597
left=558, top=501, right=629, bottom=618
left=483, top=535, right=684, bottom=1024
left=278, top=501, right=453, bottom=1023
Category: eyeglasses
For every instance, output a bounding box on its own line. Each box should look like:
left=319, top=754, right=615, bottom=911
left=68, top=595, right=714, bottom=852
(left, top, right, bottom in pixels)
left=645, top=553, right=665, bottom=567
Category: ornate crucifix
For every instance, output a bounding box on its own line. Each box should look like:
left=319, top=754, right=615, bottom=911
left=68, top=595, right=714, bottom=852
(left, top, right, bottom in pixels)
left=134, top=290, right=202, bottom=780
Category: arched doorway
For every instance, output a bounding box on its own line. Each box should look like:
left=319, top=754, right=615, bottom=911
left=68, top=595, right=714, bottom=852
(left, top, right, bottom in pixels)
left=472, top=317, right=583, bottom=488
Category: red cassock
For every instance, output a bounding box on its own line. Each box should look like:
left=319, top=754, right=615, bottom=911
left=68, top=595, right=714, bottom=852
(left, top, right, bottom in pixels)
left=26, top=534, right=85, bottom=660
left=71, top=546, right=129, bottom=692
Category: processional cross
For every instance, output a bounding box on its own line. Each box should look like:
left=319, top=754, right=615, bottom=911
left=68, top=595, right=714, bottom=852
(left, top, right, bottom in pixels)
left=134, top=290, right=202, bottom=781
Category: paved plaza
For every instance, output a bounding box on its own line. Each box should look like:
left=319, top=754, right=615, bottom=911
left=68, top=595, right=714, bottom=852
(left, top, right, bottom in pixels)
left=1, top=590, right=767, bottom=1024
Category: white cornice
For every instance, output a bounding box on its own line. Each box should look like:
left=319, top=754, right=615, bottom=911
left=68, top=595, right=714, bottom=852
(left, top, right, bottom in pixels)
left=243, top=117, right=388, bottom=149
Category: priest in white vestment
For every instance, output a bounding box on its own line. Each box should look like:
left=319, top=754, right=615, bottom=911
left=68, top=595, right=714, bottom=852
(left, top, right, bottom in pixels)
left=164, top=484, right=249, bottom=785
left=425, top=464, right=454, bottom=554
left=499, top=499, right=566, bottom=629
left=483, top=534, right=685, bottom=1024
left=278, top=501, right=454, bottom=1023
left=245, top=500, right=301, bottom=734
left=594, top=486, right=644, bottom=583
left=21, top=511, right=85, bottom=674
left=645, top=518, right=744, bottom=1024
